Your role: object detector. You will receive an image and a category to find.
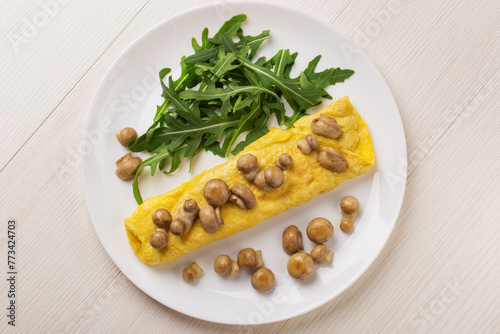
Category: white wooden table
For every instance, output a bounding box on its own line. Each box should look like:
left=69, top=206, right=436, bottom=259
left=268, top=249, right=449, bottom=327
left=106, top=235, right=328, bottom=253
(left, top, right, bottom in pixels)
left=1, top=0, right=499, bottom=332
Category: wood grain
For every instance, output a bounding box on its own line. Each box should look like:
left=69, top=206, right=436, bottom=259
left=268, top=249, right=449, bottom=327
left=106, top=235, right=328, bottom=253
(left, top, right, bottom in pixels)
left=0, top=0, right=150, bottom=170
left=0, top=0, right=498, bottom=333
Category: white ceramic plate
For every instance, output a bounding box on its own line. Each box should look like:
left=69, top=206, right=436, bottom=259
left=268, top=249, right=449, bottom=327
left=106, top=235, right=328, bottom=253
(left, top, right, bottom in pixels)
left=81, top=1, right=406, bottom=325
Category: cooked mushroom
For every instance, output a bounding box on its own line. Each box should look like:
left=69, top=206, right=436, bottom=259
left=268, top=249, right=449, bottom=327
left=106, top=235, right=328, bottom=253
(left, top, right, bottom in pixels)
left=253, top=166, right=285, bottom=190
left=306, top=218, right=334, bottom=244
left=182, top=262, right=203, bottom=283
left=310, top=244, right=333, bottom=264
left=152, top=208, right=172, bottom=229
left=214, top=254, right=239, bottom=277
left=340, top=196, right=360, bottom=233
left=170, top=199, right=200, bottom=236
left=115, top=153, right=142, bottom=180
left=149, top=228, right=168, bottom=249
left=297, top=134, right=319, bottom=155
left=253, top=170, right=271, bottom=191
left=311, top=114, right=341, bottom=139
left=263, top=166, right=284, bottom=189
left=297, top=138, right=312, bottom=155
left=237, top=248, right=264, bottom=270
left=282, top=225, right=304, bottom=255
left=275, top=153, right=292, bottom=170
left=237, top=154, right=260, bottom=181
left=251, top=268, right=275, bottom=292
left=116, top=127, right=138, bottom=147
left=318, top=147, right=347, bottom=172
left=287, top=252, right=315, bottom=280
left=306, top=134, right=319, bottom=151
left=203, top=179, right=230, bottom=207
left=229, top=183, right=256, bottom=210
left=199, top=205, right=223, bottom=233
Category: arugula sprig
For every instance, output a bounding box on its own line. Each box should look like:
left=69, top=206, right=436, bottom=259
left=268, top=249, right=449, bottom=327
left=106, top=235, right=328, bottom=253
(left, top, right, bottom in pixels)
left=128, top=14, right=354, bottom=204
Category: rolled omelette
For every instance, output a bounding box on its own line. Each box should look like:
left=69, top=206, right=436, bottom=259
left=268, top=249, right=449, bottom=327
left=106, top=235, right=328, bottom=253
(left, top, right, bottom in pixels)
left=125, top=96, right=375, bottom=265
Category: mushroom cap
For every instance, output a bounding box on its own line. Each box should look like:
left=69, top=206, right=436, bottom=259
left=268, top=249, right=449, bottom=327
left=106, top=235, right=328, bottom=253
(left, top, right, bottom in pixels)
left=152, top=208, right=172, bottom=229
left=340, top=220, right=354, bottom=233
left=306, top=217, right=334, bottom=243
left=297, top=138, right=312, bottom=155
left=115, top=153, right=143, bottom=180
left=229, top=194, right=245, bottom=210
left=169, top=221, right=184, bottom=236
left=116, top=127, right=138, bottom=147
left=311, top=114, right=341, bottom=139
left=340, top=196, right=359, bottom=214
left=182, top=262, right=203, bottom=283
left=253, top=171, right=271, bottom=191
left=170, top=200, right=199, bottom=236
left=214, top=254, right=232, bottom=275
left=199, top=205, right=223, bottom=233
left=230, top=183, right=256, bottom=210
left=282, top=225, right=304, bottom=255
left=263, top=166, right=284, bottom=189
left=182, top=267, right=197, bottom=283
left=318, top=147, right=347, bottom=172
left=149, top=228, right=168, bottom=249
left=237, top=248, right=263, bottom=270
left=276, top=153, right=292, bottom=170
left=305, top=134, right=319, bottom=151
left=251, top=268, right=275, bottom=292
left=310, top=244, right=333, bottom=263
left=236, top=154, right=258, bottom=173
left=287, top=252, right=315, bottom=280
left=203, top=179, right=230, bottom=206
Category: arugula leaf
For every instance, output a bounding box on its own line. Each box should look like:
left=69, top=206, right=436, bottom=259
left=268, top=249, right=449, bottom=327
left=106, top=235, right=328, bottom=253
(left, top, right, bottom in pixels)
left=238, top=56, right=327, bottom=117
left=128, top=14, right=355, bottom=204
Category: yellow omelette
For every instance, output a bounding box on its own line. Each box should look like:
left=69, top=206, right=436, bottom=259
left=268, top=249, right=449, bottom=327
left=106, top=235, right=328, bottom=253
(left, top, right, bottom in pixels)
left=125, top=96, right=375, bottom=265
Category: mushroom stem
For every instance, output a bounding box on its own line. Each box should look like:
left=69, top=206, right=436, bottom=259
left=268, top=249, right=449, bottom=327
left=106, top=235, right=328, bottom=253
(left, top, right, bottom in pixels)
left=229, top=183, right=256, bottom=210
left=310, top=244, right=334, bottom=264
left=170, top=199, right=199, bottom=236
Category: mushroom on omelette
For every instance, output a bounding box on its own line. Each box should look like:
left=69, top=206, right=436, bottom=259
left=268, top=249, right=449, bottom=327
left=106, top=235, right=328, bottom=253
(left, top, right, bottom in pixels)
left=125, top=96, right=375, bottom=265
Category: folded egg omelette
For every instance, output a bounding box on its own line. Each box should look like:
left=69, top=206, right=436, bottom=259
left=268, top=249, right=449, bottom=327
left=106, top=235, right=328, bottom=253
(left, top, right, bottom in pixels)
left=125, top=96, right=375, bottom=265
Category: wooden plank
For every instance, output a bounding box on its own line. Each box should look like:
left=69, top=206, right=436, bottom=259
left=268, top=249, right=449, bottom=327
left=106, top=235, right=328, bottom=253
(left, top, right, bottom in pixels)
left=0, top=0, right=150, bottom=170
left=276, top=65, right=500, bottom=333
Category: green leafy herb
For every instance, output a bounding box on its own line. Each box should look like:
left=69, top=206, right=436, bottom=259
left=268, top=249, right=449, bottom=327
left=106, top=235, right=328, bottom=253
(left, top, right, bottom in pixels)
left=128, top=14, right=354, bottom=204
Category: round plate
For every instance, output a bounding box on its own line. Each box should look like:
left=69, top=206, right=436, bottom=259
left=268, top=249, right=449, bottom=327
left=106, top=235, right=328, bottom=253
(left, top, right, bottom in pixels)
left=81, top=1, right=406, bottom=325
